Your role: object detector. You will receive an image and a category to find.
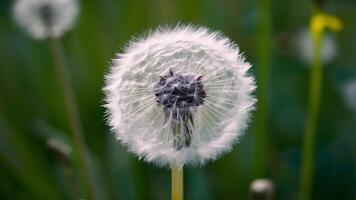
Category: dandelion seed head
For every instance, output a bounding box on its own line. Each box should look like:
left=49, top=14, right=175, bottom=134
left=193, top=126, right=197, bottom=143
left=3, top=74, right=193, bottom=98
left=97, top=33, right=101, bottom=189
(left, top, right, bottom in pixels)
left=13, top=0, right=79, bottom=40
left=250, top=179, right=275, bottom=200
left=296, top=30, right=338, bottom=65
left=104, top=25, right=256, bottom=167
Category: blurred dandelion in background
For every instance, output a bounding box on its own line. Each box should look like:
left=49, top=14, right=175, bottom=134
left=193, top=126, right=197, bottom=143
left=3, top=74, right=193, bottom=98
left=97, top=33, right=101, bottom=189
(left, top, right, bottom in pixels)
left=13, top=0, right=79, bottom=40
left=296, top=30, right=338, bottom=65
left=104, top=25, right=256, bottom=167
left=250, top=179, right=275, bottom=200
left=12, top=0, right=100, bottom=198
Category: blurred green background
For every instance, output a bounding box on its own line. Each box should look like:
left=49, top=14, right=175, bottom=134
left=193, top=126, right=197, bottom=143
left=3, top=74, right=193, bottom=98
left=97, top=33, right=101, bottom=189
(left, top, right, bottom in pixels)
left=0, top=0, right=355, bottom=199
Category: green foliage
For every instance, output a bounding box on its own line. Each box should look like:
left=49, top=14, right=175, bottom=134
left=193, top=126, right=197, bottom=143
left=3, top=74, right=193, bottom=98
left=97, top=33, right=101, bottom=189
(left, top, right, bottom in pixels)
left=0, top=0, right=355, bottom=199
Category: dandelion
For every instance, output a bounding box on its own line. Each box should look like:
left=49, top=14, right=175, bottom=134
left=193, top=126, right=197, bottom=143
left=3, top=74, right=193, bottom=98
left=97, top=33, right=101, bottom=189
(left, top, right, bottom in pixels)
left=104, top=25, right=256, bottom=167
left=13, top=0, right=99, bottom=198
left=296, top=30, right=338, bottom=65
left=13, top=0, right=79, bottom=40
left=105, top=25, right=256, bottom=200
left=250, top=179, right=275, bottom=200
left=300, top=11, right=342, bottom=200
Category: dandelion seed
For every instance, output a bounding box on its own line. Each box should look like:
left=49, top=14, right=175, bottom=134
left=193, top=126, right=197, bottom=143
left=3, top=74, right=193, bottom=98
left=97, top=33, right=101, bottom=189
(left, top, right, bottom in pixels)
left=13, top=0, right=79, bottom=40
left=296, top=30, right=338, bottom=65
left=104, top=25, right=256, bottom=167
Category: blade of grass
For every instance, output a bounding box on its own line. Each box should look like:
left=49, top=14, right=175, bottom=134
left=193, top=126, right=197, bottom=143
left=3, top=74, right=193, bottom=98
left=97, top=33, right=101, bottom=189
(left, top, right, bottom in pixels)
left=254, top=0, right=272, bottom=178
left=299, top=20, right=322, bottom=200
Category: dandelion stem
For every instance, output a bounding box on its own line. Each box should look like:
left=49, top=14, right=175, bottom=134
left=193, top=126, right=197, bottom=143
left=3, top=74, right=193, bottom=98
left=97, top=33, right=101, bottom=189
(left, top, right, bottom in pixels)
left=300, top=11, right=323, bottom=200
left=254, top=0, right=272, bottom=178
left=49, top=38, right=98, bottom=200
left=172, top=165, right=183, bottom=200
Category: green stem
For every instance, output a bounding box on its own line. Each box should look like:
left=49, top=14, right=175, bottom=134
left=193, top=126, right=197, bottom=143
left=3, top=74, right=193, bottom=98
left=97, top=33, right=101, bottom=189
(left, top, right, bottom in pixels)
left=254, top=0, right=272, bottom=178
left=172, top=165, right=184, bottom=200
left=49, top=38, right=98, bottom=200
left=300, top=21, right=323, bottom=200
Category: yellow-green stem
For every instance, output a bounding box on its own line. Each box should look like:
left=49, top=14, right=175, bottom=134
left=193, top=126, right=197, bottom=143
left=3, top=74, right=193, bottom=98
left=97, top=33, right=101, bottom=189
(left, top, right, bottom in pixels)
left=300, top=20, right=323, bottom=200
left=49, top=38, right=97, bottom=200
left=172, top=165, right=183, bottom=200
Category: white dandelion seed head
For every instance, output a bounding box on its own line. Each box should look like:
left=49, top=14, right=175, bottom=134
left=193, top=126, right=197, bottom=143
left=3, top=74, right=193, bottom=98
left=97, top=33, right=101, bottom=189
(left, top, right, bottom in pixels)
left=250, top=179, right=275, bottom=200
left=13, top=0, right=79, bottom=40
left=343, top=79, right=356, bottom=112
left=104, top=25, right=256, bottom=167
left=296, top=30, right=338, bottom=65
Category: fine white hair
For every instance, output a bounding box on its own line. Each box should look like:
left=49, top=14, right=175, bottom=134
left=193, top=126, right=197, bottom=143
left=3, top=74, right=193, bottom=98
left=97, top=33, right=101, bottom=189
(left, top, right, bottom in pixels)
left=104, top=25, right=256, bottom=167
left=13, top=0, right=79, bottom=40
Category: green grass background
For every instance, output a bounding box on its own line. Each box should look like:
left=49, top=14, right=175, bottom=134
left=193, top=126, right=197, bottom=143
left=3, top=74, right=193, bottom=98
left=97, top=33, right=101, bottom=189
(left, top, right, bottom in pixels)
left=0, top=0, right=355, bottom=199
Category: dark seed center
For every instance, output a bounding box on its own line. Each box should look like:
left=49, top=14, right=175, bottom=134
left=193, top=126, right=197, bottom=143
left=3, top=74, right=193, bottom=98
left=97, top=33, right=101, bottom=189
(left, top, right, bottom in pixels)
left=154, top=69, right=206, bottom=114
left=39, top=4, right=54, bottom=27
left=154, top=69, right=207, bottom=150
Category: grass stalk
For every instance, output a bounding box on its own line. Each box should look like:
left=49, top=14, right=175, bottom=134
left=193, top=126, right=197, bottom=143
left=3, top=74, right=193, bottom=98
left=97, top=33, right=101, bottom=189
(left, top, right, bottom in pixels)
left=49, top=38, right=98, bottom=200
left=172, top=165, right=183, bottom=200
left=254, top=0, right=272, bottom=178
left=299, top=15, right=323, bottom=200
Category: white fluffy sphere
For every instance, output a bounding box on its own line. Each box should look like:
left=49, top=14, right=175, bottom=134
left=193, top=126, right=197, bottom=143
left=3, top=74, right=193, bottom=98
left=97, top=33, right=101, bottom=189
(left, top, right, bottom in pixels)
left=104, top=25, right=256, bottom=167
left=13, top=0, right=79, bottom=40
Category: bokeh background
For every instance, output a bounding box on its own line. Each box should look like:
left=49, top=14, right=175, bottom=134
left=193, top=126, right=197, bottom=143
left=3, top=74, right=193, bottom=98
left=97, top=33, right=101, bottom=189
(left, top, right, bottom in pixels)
left=0, top=0, right=355, bottom=199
